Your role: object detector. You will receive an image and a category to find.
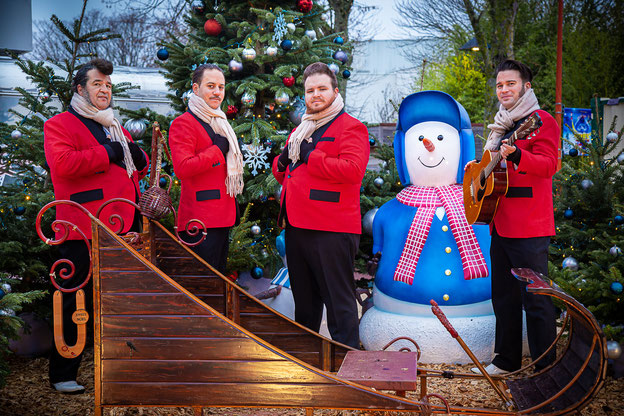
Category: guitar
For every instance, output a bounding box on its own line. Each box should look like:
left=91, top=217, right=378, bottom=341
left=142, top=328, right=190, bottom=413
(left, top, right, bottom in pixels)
left=463, top=112, right=543, bottom=225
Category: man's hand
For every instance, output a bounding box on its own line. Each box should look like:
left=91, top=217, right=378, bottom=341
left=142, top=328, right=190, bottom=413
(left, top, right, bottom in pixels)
left=104, top=141, right=124, bottom=163
left=128, top=142, right=144, bottom=164
left=464, top=160, right=476, bottom=172
left=500, top=139, right=521, bottom=164
left=277, top=144, right=291, bottom=172
left=212, top=134, right=230, bottom=156
left=299, top=139, right=315, bottom=163
left=367, top=251, right=382, bottom=276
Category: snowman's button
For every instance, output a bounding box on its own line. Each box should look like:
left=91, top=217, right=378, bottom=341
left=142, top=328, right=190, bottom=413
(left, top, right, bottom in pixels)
left=443, top=294, right=450, bottom=301
left=445, top=247, right=452, bottom=253
left=445, top=269, right=451, bottom=276
left=442, top=225, right=449, bottom=232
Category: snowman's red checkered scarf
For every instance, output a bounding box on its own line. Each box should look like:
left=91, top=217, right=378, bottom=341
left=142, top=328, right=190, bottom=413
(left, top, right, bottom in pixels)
left=393, top=185, right=489, bottom=284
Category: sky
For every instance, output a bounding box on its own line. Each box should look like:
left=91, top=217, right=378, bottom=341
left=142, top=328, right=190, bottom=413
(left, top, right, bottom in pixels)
left=32, top=0, right=404, bottom=40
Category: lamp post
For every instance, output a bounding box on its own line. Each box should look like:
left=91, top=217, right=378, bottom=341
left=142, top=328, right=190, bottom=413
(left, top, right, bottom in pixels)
left=555, top=0, right=564, bottom=170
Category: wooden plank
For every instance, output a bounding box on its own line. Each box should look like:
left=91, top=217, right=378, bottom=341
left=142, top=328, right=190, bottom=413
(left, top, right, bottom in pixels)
left=99, top=249, right=147, bottom=271
left=101, top=383, right=424, bottom=410
left=239, top=296, right=275, bottom=313
left=157, top=257, right=213, bottom=276
left=101, top=315, right=245, bottom=338
left=101, top=271, right=175, bottom=293
left=167, top=275, right=224, bottom=293
left=101, top=337, right=286, bottom=360
left=101, top=294, right=210, bottom=315
left=336, top=350, right=419, bottom=391
left=239, top=313, right=300, bottom=333
left=101, top=360, right=328, bottom=383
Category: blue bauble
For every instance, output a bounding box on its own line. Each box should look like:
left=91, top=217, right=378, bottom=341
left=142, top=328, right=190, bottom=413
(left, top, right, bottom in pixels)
left=251, top=266, right=264, bottom=279
left=333, top=50, right=348, bottom=64
left=280, top=39, right=293, bottom=51
left=342, top=69, right=351, bottom=79
left=369, top=137, right=376, bottom=146
left=615, top=215, right=624, bottom=225
left=333, top=36, right=344, bottom=45
left=276, top=231, right=286, bottom=257
left=156, top=48, right=169, bottom=61
left=611, top=281, right=623, bottom=294
left=562, top=256, right=579, bottom=271
left=0, top=288, right=5, bottom=300
left=564, top=208, right=574, bottom=219
left=159, top=177, right=167, bottom=187
left=14, top=206, right=25, bottom=215
left=568, top=148, right=578, bottom=157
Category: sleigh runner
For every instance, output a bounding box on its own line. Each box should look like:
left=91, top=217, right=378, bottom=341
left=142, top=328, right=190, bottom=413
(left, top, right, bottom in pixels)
left=37, top=200, right=608, bottom=415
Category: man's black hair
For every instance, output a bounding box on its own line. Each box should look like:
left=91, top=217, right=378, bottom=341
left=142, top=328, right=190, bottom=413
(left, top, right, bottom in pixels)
left=495, top=59, right=533, bottom=84
left=192, top=63, right=224, bottom=86
left=71, top=58, right=114, bottom=93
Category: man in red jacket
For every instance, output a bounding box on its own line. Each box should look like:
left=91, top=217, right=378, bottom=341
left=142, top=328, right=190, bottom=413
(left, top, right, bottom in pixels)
left=169, top=64, right=244, bottom=273
left=44, top=58, right=148, bottom=393
left=272, top=62, right=369, bottom=348
left=469, top=59, right=559, bottom=375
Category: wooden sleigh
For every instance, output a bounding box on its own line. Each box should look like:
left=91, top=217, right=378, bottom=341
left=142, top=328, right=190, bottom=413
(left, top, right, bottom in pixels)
left=36, top=200, right=608, bottom=415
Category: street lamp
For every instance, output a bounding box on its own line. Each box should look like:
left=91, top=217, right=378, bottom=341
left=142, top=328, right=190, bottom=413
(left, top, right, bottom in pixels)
left=459, top=38, right=480, bottom=52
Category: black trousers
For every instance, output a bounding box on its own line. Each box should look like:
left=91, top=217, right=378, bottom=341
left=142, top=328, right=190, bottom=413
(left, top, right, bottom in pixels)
left=490, top=227, right=556, bottom=371
left=48, top=240, right=92, bottom=384
left=285, top=225, right=360, bottom=348
left=183, top=227, right=230, bottom=274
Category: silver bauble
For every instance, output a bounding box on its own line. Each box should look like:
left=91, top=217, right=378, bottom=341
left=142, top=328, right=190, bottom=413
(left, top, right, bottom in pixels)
left=251, top=225, right=261, bottom=235
left=606, top=131, right=618, bottom=143
left=581, top=179, right=593, bottom=189
left=241, top=92, right=256, bottom=106
left=374, top=177, right=384, bottom=187
left=242, top=47, right=257, bottom=61
left=0, top=308, right=15, bottom=316
left=607, top=340, right=622, bottom=360
left=617, top=153, right=624, bottom=164
left=182, top=90, right=192, bottom=104
left=123, top=119, right=147, bottom=139
left=266, top=46, right=278, bottom=57
left=11, top=129, right=22, bottom=139
left=362, top=207, right=379, bottom=236
left=333, top=50, right=348, bottom=64
left=275, top=92, right=289, bottom=105
left=1, top=283, right=11, bottom=293
left=610, top=245, right=622, bottom=256
left=562, top=256, right=579, bottom=271
left=288, top=100, right=306, bottom=125
left=40, top=91, right=51, bottom=102
left=304, top=29, right=317, bottom=40
left=228, top=59, right=243, bottom=72
left=287, top=23, right=296, bottom=33
left=328, top=63, right=339, bottom=74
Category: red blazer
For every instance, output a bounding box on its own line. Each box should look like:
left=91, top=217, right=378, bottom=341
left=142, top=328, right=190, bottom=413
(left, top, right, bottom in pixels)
left=492, top=109, right=560, bottom=238
left=272, top=112, right=369, bottom=234
left=44, top=111, right=148, bottom=240
left=169, top=111, right=237, bottom=230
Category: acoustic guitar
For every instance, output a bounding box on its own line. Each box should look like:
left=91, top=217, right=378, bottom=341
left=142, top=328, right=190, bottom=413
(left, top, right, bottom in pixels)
left=463, top=112, right=543, bottom=225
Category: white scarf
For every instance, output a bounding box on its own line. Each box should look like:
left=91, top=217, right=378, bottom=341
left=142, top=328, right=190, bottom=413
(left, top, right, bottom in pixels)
left=188, top=93, right=244, bottom=197
left=70, top=93, right=136, bottom=177
left=288, top=93, right=344, bottom=162
left=484, top=88, right=540, bottom=151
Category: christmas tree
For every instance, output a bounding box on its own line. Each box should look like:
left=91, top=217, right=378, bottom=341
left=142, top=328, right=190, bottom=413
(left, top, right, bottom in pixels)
left=549, top=113, right=624, bottom=344
left=157, top=0, right=352, bottom=276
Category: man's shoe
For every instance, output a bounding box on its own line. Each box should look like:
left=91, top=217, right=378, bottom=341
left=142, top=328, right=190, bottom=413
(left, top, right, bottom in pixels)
left=52, top=380, right=85, bottom=394
left=471, top=363, right=510, bottom=375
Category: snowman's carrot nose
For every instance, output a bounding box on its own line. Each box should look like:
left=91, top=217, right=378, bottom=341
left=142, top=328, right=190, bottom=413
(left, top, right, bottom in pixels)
left=422, top=138, right=435, bottom=152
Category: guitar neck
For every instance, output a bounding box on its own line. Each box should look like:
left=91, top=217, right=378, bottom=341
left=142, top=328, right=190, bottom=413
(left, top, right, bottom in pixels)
left=483, top=130, right=518, bottom=176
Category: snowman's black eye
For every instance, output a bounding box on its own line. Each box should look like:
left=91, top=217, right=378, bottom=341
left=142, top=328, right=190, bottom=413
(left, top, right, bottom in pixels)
left=437, top=135, right=444, bottom=141
left=419, top=135, right=424, bottom=141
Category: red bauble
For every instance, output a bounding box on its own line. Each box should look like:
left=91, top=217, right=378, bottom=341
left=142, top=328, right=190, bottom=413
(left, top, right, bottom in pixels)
left=297, top=0, right=313, bottom=13
left=226, top=105, right=239, bottom=119
left=282, top=76, right=295, bottom=87
left=204, top=19, right=222, bottom=36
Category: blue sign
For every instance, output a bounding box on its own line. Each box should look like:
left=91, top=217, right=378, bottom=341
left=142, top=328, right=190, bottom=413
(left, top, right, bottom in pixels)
left=562, top=108, right=592, bottom=155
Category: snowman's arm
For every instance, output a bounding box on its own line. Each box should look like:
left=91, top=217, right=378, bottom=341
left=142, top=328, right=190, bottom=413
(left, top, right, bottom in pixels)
left=515, top=111, right=559, bottom=178
left=306, top=122, right=369, bottom=183
left=372, top=207, right=385, bottom=254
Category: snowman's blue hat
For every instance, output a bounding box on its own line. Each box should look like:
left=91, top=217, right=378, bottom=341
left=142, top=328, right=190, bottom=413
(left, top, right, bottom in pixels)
left=394, top=90, right=475, bottom=185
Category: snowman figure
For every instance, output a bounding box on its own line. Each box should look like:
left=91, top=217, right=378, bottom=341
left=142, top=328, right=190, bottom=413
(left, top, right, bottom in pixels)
left=359, top=91, right=495, bottom=363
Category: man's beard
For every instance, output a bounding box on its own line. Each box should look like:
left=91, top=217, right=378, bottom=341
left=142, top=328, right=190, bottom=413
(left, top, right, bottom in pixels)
left=81, top=90, right=113, bottom=109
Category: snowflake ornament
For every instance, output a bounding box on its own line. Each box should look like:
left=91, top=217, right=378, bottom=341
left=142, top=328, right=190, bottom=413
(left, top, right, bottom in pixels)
left=273, top=12, right=288, bottom=44
left=242, top=143, right=271, bottom=175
